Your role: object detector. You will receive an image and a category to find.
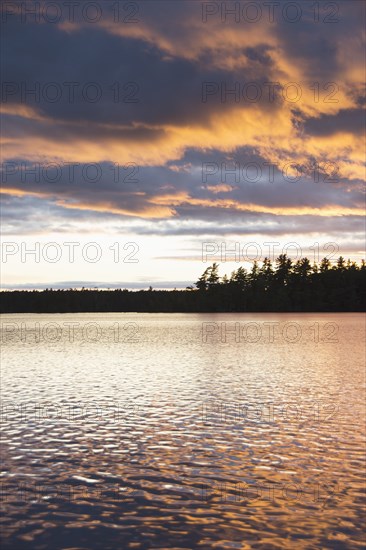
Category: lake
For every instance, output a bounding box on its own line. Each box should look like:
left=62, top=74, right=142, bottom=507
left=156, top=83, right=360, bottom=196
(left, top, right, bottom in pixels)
left=1, top=313, right=365, bottom=549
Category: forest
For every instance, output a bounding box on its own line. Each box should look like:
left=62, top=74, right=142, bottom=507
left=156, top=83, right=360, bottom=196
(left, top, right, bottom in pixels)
left=1, top=255, right=365, bottom=313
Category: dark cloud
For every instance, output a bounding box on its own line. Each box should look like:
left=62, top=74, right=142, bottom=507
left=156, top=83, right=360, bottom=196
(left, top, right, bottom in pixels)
left=1, top=18, right=282, bottom=130
left=1, top=1, right=363, bottom=162
left=273, top=0, right=365, bottom=79
left=303, top=108, right=366, bottom=137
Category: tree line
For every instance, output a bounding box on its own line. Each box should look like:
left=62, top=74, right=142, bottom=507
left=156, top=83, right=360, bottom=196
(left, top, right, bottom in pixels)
left=192, top=255, right=365, bottom=311
left=0, top=255, right=365, bottom=313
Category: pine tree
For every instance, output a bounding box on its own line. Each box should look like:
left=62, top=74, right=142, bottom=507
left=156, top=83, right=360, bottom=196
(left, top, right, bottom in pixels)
left=195, top=267, right=210, bottom=291
left=207, top=263, right=220, bottom=288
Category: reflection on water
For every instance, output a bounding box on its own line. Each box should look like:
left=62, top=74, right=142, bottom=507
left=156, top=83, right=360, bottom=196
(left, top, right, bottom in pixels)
left=1, top=313, right=365, bottom=549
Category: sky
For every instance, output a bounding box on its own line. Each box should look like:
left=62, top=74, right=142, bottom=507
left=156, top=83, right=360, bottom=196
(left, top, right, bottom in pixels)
left=1, top=0, right=365, bottom=290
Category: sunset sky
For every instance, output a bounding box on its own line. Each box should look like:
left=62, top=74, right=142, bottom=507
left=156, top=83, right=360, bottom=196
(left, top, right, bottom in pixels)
left=1, top=0, right=365, bottom=289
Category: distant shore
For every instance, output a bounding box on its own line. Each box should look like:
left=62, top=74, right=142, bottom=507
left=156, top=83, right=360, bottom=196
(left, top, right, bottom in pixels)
left=1, top=288, right=365, bottom=314
left=2, top=257, right=365, bottom=313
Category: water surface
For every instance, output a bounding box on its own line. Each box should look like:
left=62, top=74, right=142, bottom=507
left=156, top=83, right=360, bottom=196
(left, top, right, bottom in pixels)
left=1, top=313, right=365, bottom=549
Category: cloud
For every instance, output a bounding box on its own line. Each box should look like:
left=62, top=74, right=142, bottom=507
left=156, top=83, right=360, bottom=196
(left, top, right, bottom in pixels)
left=1, top=0, right=365, bottom=285
left=303, top=108, right=366, bottom=136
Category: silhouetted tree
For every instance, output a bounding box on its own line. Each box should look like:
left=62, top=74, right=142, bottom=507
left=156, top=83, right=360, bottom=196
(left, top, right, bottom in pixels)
left=195, top=267, right=210, bottom=291
left=320, top=257, right=331, bottom=272
left=207, top=263, right=220, bottom=288
left=275, top=254, right=292, bottom=286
